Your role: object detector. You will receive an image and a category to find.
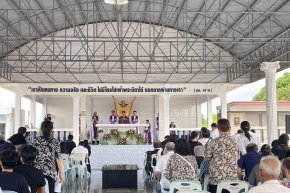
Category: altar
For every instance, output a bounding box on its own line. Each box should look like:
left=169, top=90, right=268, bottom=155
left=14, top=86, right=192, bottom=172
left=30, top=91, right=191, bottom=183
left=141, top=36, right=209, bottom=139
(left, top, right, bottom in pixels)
left=95, top=123, right=149, bottom=130
left=90, top=144, right=153, bottom=170
left=95, top=123, right=150, bottom=145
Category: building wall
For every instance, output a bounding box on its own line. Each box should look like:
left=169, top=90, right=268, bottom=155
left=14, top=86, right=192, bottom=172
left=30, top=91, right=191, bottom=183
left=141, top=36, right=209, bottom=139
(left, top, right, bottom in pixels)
left=228, top=111, right=288, bottom=143
left=170, top=96, right=198, bottom=128
left=46, top=96, right=73, bottom=129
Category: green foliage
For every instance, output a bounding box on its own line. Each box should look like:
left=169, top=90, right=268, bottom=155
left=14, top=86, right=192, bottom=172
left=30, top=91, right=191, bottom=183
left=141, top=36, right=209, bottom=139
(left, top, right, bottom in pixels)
left=253, top=72, right=290, bottom=101
left=212, top=114, right=218, bottom=123
left=202, top=115, right=208, bottom=128
left=202, top=114, right=218, bottom=128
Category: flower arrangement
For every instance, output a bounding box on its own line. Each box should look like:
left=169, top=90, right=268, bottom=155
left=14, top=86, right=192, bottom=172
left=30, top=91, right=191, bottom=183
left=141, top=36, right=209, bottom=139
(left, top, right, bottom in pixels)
left=126, top=129, right=136, bottom=141
left=137, top=134, right=145, bottom=144
left=110, top=129, right=120, bottom=141
left=103, top=134, right=111, bottom=141
left=119, top=137, right=127, bottom=145
left=127, top=129, right=135, bottom=135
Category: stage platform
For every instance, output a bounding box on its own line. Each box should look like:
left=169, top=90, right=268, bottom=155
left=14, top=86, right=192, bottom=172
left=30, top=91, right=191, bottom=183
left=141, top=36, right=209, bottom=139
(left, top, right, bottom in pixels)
left=90, top=145, right=154, bottom=170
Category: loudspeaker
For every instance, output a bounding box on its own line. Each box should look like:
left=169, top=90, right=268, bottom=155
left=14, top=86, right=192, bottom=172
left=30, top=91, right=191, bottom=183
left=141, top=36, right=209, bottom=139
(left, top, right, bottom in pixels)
left=286, top=115, right=290, bottom=134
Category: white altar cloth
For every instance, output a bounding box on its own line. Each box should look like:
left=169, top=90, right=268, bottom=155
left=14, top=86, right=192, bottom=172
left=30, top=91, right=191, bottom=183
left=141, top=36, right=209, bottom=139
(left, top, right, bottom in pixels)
left=90, top=145, right=153, bottom=170
left=95, top=123, right=149, bottom=127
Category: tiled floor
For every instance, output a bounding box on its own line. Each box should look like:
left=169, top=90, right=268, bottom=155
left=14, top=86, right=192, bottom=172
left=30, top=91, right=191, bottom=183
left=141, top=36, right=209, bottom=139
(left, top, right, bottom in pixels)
left=62, top=169, right=156, bottom=193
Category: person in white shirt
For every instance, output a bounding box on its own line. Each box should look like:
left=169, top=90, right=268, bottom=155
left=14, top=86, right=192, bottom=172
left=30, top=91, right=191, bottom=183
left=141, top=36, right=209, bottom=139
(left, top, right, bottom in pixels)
left=130, top=110, right=140, bottom=134
left=198, top=127, right=210, bottom=146
left=249, top=155, right=290, bottom=193
left=210, top=123, right=219, bottom=139
left=232, top=129, right=243, bottom=141
left=239, top=121, right=261, bottom=155
left=71, top=141, right=89, bottom=159
left=155, top=142, right=175, bottom=190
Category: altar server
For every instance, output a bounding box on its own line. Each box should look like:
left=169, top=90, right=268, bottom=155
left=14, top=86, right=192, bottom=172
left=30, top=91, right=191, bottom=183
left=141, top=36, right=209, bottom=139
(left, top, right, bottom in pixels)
left=131, top=110, right=140, bottom=134
left=145, top=120, right=152, bottom=144
left=130, top=110, right=139, bottom=124
left=91, top=112, right=99, bottom=144
left=108, top=110, right=119, bottom=124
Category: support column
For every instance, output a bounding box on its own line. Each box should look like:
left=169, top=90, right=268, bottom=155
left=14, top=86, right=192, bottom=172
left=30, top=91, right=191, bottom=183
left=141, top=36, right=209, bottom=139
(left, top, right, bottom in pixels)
left=154, top=95, right=159, bottom=142
left=5, top=114, right=12, bottom=140
left=260, top=61, right=280, bottom=144
left=207, top=96, right=213, bottom=127
left=73, top=96, right=80, bottom=144
left=196, top=97, right=202, bottom=128
left=30, top=96, right=36, bottom=129
left=85, top=96, right=92, bottom=141
left=158, top=95, right=170, bottom=140
left=220, top=87, right=227, bottom=119
left=42, top=96, right=47, bottom=119
left=14, top=92, right=21, bottom=134
left=80, top=96, right=87, bottom=140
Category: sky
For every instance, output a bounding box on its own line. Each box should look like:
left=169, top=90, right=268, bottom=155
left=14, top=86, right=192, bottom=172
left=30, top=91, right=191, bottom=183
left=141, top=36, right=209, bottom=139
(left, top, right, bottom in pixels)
left=0, top=68, right=290, bottom=116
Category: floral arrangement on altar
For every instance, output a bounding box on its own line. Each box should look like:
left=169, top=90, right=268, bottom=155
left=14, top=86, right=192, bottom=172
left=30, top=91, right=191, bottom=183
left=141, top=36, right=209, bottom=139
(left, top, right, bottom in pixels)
left=110, top=129, right=120, bottom=140
left=103, top=134, right=111, bottom=141
left=119, top=137, right=127, bottom=145
left=137, top=134, right=145, bottom=144
left=101, top=128, right=145, bottom=145
left=126, top=129, right=136, bottom=141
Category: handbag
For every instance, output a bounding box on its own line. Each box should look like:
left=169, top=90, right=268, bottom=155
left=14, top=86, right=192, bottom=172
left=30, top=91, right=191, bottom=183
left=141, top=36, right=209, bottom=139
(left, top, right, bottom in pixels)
left=176, top=153, right=195, bottom=170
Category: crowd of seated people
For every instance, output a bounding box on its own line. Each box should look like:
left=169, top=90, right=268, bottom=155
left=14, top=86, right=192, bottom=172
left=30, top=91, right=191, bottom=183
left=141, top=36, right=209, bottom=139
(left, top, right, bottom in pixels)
left=0, top=118, right=89, bottom=193
left=153, top=118, right=290, bottom=193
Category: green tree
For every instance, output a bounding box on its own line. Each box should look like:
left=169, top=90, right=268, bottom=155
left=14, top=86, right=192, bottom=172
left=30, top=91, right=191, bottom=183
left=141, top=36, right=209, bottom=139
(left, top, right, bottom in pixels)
left=253, top=72, right=290, bottom=101
left=201, top=114, right=218, bottom=128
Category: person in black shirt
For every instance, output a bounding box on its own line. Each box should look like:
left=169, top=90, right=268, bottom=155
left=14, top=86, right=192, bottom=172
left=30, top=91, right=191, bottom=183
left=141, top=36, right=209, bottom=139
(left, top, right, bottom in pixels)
left=0, top=150, right=30, bottom=193
left=14, top=145, right=46, bottom=193
left=0, top=135, right=15, bottom=154
left=65, top=134, right=76, bottom=154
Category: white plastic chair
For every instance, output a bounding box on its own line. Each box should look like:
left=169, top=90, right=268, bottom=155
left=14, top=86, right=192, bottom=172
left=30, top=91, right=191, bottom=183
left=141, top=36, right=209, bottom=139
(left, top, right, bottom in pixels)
left=169, top=181, right=202, bottom=193
left=216, top=181, right=249, bottom=193
left=2, top=191, right=17, bottom=193
left=45, top=178, right=49, bottom=193
left=61, top=154, right=71, bottom=182
left=203, top=175, right=209, bottom=191
left=70, top=153, right=88, bottom=180
left=150, top=154, right=158, bottom=180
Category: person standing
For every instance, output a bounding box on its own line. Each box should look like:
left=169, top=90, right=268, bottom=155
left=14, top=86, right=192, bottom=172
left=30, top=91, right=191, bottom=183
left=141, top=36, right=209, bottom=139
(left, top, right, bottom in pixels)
left=130, top=110, right=140, bottom=134
left=205, top=119, right=239, bottom=193
left=33, top=119, right=64, bottom=193
left=154, top=113, right=159, bottom=142
left=238, top=121, right=261, bottom=155
left=210, top=123, right=219, bottom=139
left=169, top=122, right=176, bottom=135
left=145, top=120, right=152, bottom=144
left=91, top=112, right=99, bottom=144
left=108, top=110, right=119, bottom=124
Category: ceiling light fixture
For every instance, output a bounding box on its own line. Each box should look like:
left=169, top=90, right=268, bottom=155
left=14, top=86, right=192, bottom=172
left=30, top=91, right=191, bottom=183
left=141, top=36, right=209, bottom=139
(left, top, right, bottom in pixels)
left=104, top=0, right=129, bottom=5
